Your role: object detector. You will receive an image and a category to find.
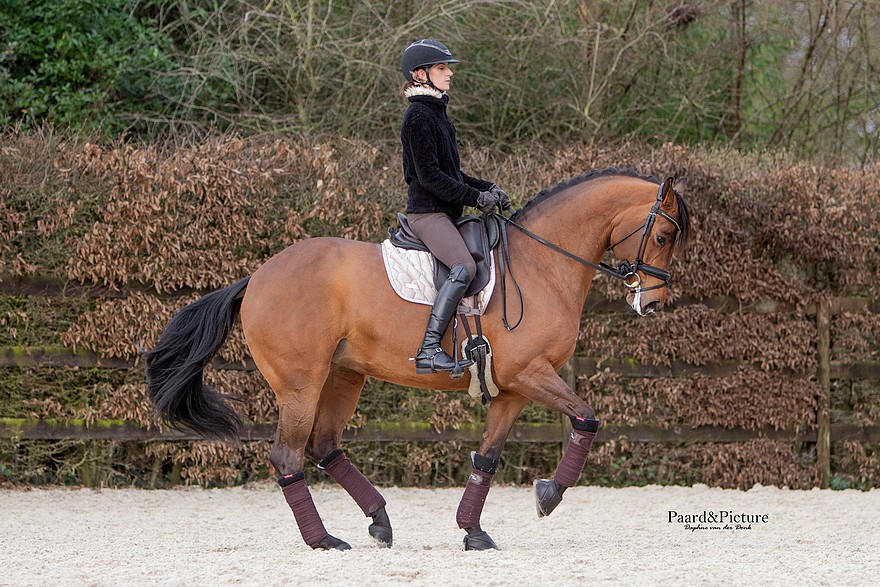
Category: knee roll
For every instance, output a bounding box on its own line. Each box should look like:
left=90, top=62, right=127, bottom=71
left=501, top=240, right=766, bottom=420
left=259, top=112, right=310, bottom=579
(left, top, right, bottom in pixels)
left=448, top=263, right=474, bottom=285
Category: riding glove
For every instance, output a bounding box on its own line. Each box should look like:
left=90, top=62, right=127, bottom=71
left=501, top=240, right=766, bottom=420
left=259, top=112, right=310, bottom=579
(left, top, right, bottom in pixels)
left=475, top=191, right=499, bottom=214
left=490, top=185, right=511, bottom=210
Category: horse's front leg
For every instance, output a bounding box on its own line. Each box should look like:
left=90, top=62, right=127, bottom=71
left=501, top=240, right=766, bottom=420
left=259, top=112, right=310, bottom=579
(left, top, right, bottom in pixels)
left=504, top=360, right=601, bottom=518
left=456, top=391, right=529, bottom=551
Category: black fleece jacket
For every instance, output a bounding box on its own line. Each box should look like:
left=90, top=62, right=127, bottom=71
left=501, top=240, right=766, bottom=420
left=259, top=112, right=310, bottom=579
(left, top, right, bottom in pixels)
left=401, top=93, right=494, bottom=219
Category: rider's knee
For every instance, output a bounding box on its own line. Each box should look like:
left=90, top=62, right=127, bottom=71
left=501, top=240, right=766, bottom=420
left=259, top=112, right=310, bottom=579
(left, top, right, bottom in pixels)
left=450, top=259, right=476, bottom=285
left=463, top=259, right=476, bottom=284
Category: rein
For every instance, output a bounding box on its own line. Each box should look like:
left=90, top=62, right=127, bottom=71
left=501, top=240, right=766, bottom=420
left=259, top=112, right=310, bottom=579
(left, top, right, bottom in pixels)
left=492, top=178, right=681, bottom=330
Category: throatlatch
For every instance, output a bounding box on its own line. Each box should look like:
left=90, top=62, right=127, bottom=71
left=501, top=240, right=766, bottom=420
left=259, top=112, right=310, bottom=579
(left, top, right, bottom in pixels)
left=534, top=416, right=600, bottom=518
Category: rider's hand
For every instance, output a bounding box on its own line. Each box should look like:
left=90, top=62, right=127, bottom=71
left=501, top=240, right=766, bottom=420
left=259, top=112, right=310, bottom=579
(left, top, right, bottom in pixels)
left=490, top=185, right=511, bottom=210
left=476, top=190, right=499, bottom=214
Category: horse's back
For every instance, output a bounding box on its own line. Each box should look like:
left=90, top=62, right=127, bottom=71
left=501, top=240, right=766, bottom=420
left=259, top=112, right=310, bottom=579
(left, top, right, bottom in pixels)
left=244, top=236, right=379, bottom=309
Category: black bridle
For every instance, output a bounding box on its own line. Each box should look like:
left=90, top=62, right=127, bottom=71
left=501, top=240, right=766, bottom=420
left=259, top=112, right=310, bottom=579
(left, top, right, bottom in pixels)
left=608, top=178, right=682, bottom=293
left=493, top=177, right=682, bottom=330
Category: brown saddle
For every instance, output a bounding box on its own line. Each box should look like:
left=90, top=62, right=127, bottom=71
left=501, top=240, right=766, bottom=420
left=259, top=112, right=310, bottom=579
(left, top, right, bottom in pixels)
left=388, top=213, right=500, bottom=298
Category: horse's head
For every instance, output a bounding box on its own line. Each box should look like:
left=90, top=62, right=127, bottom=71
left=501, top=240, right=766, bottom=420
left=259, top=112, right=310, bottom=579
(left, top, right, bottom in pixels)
left=609, top=177, right=690, bottom=316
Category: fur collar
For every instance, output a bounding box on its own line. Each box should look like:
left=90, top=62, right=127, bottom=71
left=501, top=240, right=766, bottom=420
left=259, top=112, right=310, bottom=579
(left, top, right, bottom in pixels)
left=404, top=85, right=446, bottom=100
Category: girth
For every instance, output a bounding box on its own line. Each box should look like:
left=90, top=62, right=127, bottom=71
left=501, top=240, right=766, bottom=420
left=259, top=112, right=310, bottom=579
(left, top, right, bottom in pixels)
left=388, top=213, right=500, bottom=298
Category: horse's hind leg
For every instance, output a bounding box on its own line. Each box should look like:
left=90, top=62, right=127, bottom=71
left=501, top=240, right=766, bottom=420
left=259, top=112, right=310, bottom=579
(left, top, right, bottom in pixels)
left=306, top=366, right=393, bottom=548
left=268, top=368, right=351, bottom=551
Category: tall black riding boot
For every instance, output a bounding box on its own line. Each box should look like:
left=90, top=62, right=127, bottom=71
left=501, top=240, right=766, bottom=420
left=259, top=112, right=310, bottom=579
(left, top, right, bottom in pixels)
left=414, top=264, right=474, bottom=374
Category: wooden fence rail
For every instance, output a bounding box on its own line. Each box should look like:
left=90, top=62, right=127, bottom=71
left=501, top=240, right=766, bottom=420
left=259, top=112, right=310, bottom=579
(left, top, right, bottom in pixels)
left=3, top=418, right=880, bottom=444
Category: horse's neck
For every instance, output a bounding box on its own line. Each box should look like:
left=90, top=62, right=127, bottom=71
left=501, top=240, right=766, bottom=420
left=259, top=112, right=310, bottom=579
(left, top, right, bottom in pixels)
left=511, top=184, right=626, bottom=306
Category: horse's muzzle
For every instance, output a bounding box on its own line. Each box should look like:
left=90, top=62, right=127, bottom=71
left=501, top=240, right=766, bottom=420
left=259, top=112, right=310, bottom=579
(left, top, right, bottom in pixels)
left=627, top=290, right=663, bottom=316
left=643, top=300, right=662, bottom=314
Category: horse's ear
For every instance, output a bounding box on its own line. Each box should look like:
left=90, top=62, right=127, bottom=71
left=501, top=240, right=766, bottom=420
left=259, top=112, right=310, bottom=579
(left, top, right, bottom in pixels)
left=660, top=177, right=684, bottom=212
left=658, top=176, right=675, bottom=209
left=673, top=177, right=687, bottom=196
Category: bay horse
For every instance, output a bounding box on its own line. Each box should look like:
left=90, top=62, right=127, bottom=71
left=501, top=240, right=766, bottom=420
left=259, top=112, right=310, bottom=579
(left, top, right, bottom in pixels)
left=145, top=168, right=690, bottom=551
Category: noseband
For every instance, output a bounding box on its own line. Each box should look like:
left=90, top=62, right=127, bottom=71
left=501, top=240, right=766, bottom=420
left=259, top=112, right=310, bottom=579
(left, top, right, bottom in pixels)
left=493, top=177, right=681, bottom=329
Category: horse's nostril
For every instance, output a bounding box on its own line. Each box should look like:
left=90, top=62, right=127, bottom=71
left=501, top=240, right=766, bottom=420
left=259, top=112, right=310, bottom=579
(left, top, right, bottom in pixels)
left=645, top=301, right=662, bottom=314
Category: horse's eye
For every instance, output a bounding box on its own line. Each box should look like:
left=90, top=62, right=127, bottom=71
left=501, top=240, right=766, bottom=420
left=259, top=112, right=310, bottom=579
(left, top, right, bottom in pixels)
left=656, top=235, right=667, bottom=246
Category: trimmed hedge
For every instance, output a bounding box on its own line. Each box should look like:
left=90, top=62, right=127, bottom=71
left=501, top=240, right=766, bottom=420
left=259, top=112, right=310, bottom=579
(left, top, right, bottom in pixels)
left=1, top=132, right=878, bottom=488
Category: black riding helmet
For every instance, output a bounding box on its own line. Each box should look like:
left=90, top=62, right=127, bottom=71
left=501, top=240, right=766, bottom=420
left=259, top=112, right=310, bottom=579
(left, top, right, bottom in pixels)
left=400, top=39, right=461, bottom=82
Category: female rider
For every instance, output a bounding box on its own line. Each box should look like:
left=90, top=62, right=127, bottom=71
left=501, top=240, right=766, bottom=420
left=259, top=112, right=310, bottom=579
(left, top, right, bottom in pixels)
left=399, top=39, right=510, bottom=374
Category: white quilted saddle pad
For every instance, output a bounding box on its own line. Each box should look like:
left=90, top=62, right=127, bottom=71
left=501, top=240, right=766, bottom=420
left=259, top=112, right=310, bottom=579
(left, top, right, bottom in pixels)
left=380, top=240, right=495, bottom=315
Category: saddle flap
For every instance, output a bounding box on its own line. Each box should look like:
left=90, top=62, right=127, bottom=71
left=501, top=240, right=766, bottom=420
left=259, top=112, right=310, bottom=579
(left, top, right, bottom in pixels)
left=435, top=215, right=491, bottom=297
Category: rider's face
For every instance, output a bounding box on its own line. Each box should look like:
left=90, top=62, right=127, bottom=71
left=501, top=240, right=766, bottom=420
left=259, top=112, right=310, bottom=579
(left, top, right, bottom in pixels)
left=415, top=62, right=454, bottom=92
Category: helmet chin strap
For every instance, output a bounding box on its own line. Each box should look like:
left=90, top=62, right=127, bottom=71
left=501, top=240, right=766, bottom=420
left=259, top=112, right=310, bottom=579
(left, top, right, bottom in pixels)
left=415, top=68, right=440, bottom=91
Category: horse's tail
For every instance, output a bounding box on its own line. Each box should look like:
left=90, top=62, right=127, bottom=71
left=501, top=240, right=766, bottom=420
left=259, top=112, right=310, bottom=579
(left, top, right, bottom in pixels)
left=144, top=276, right=251, bottom=440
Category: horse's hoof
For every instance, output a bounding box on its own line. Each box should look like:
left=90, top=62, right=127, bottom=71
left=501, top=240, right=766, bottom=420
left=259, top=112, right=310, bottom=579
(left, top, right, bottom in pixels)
left=368, top=507, right=393, bottom=548
left=369, top=523, right=393, bottom=547
left=312, top=534, right=352, bottom=551
left=534, top=478, right=564, bottom=518
left=462, top=529, right=500, bottom=551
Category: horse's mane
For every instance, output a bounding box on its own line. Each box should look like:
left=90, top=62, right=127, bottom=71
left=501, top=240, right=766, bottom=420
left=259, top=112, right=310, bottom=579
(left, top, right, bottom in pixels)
left=511, top=167, right=660, bottom=220
left=511, top=166, right=690, bottom=249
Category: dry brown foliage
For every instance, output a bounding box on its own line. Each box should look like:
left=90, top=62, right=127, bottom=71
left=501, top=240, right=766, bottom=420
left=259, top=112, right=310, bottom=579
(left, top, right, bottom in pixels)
left=833, top=311, right=880, bottom=364
left=582, top=368, right=817, bottom=431
left=580, top=304, right=816, bottom=372
left=588, top=437, right=817, bottom=489
left=6, top=135, right=880, bottom=298
left=830, top=380, right=880, bottom=427
left=834, top=440, right=880, bottom=487
left=702, top=439, right=815, bottom=489
left=155, top=440, right=271, bottom=487
left=429, top=393, right=473, bottom=433
left=3, top=135, right=395, bottom=292
left=66, top=138, right=289, bottom=291
left=60, top=292, right=198, bottom=358
left=99, top=382, right=157, bottom=427
left=5, top=134, right=880, bottom=300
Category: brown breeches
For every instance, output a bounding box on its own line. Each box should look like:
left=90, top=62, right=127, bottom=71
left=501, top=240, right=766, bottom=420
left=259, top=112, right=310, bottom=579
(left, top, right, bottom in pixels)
left=407, top=212, right=476, bottom=284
